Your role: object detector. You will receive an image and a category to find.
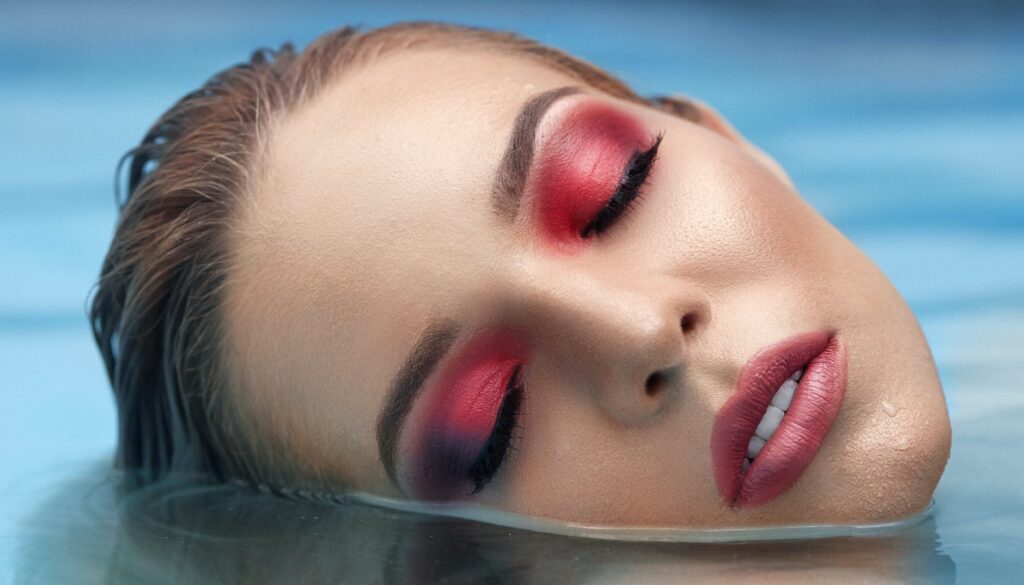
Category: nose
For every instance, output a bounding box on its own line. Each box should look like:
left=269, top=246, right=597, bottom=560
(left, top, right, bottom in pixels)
left=507, top=255, right=710, bottom=425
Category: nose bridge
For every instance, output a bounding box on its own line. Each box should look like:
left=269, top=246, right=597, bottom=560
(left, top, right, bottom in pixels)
left=511, top=254, right=709, bottom=423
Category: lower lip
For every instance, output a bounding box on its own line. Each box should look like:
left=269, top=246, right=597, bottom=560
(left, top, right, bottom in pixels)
left=711, top=332, right=848, bottom=509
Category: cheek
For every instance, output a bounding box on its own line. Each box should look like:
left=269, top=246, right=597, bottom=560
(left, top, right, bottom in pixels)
left=489, top=374, right=721, bottom=525
left=637, top=134, right=804, bottom=274
left=532, top=103, right=649, bottom=248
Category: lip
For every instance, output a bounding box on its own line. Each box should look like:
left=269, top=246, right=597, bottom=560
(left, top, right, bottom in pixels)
left=711, top=331, right=848, bottom=509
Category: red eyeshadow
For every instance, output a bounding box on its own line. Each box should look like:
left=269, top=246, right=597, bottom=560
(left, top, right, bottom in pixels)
left=532, top=101, right=649, bottom=248
left=403, top=330, right=529, bottom=500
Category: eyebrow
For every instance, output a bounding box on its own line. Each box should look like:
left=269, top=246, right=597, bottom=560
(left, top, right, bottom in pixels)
left=491, top=85, right=582, bottom=222
left=376, top=320, right=460, bottom=488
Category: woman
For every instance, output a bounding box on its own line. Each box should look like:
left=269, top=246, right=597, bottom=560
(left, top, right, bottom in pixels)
left=91, top=21, right=951, bottom=529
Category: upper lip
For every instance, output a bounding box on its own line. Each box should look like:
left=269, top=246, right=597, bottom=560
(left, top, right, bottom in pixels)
left=710, top=330, right=848, bottom=509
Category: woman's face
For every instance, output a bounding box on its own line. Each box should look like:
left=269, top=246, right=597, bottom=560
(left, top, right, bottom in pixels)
left=225, top=48, right=951, bottom=527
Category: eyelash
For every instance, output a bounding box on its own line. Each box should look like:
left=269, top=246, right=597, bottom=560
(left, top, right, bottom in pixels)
left=467, top=365, right=524, bottom=494
left=579, top=132, right=664, bottom=239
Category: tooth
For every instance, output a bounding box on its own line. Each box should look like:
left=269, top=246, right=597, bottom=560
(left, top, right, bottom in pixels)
left=755, top=405, right=786, bottom=440
left=747, top=435, right=766, bottom=459
left=771, top=378, right=798, bottom=411
left=742, top=458, right=751, bottom=473
left=790, top=368, right=804, bottom=381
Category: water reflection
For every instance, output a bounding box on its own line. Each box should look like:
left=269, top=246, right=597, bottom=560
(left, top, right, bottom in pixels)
left=16, top=466, right=955, bottom=584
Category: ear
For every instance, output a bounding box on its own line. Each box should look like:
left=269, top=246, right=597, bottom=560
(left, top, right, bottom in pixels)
left=649, top=94, right=794, bottom=189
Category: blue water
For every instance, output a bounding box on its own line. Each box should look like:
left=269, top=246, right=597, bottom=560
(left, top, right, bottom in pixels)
left=2, top=1, right=1023, bottom=583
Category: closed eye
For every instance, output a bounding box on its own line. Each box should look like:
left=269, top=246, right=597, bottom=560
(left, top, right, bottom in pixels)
left=580, top=132, right=663, bottom=239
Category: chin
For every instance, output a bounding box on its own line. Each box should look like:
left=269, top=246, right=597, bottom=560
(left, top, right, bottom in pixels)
left=740, top=329, right=951, bottom=527
left=847, top=402, right=951, bottom=524
left=801, top=246, right=954, bottom=526
left=820, top=366, right=951, bottom=525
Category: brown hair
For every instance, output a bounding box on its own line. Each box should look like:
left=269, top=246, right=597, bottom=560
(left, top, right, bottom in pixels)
left=90, top=21, right=690, bottom=488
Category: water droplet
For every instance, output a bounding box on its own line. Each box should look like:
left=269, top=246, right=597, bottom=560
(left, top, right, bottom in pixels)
left=881, top=400, right=902, bottom=417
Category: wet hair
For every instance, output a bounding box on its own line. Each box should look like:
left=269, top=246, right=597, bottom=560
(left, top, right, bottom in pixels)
left=90, top=21, right=697, bottom=488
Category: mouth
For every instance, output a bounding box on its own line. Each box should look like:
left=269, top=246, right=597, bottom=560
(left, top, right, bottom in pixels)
left=711, top=331, right=848, bottom=509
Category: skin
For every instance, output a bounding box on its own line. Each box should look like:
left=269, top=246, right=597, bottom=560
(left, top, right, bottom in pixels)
left=224, top=47, right=951, bottom=528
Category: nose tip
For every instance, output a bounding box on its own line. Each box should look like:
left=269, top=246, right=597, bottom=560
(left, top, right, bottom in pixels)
left=612, top=287, right=709, bottom=423
left=592, top=308, right=704, bottom=426
left=510, top=256, right=710, bottom=426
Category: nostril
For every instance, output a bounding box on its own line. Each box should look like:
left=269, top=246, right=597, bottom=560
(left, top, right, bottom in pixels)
left=681, top=313, right=697, bottom=335
left=645, top=371, right=667, bottom=396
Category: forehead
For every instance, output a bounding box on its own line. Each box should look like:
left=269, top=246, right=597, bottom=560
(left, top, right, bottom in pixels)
left=244, top=48, right=581, bottom=314
left=252, top=49, right=581, bottom=284
left=224, top=48, right=586, bottom=481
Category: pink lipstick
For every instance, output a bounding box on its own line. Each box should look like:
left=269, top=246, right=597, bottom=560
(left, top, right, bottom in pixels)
left=711, top=331, right=848, bottom=509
